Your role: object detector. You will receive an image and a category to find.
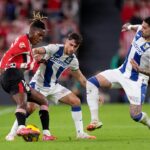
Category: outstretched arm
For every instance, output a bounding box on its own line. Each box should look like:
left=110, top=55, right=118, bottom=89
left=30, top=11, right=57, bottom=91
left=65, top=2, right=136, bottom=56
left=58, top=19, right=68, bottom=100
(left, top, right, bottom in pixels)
left=33, top=47, right=46, bottom=55
left=130, top=59, right=150, bottom=76
left=122, top=23, right=140, bottom=32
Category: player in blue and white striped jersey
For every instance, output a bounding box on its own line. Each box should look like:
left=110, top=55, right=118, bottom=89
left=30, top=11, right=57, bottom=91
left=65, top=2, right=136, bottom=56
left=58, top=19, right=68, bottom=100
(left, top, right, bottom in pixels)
left=86, top=17, right=150, bottom=131
left=6, top=33, right=96, bottom=141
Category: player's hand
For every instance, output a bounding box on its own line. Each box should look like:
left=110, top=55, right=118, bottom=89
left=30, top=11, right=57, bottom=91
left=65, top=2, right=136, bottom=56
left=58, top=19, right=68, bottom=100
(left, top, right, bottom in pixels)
left=121, top=23, right=131, bottom=32
left=130, top=59, right=139, bottom=71
left=34, top=54, right=44, bottom=62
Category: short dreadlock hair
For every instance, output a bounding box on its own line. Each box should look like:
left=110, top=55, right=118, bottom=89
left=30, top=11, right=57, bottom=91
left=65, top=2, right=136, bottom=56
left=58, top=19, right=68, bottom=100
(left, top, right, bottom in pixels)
left=30, top=11, right=47, bottom=29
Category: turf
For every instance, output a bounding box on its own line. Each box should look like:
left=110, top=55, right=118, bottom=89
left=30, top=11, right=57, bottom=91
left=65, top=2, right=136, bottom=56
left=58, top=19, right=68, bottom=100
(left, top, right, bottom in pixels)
left=0, top=104, right=150, bottom=150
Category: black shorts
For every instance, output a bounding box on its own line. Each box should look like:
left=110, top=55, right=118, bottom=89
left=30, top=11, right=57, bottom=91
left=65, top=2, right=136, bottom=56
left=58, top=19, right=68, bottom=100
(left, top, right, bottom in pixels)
left=0, top=68, right=31, bottom=95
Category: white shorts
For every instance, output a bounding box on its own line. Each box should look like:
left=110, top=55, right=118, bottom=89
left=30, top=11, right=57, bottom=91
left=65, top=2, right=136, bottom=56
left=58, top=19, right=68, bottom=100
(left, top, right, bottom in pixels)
left=30, top=82, right=71, bottom=104
left=99, top=69, right=148, bottom=105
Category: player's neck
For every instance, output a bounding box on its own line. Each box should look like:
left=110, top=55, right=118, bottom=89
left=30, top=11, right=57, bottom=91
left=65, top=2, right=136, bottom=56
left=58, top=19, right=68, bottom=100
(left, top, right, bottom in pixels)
left=145, top=36, right=150, bottom=42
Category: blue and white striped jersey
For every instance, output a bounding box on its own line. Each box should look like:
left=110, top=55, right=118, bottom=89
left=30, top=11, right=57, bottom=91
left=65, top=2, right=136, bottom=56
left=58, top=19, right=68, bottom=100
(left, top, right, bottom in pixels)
left=119, top=25, right=150, bottom=83
left=31, top=44, right=79, bottom=87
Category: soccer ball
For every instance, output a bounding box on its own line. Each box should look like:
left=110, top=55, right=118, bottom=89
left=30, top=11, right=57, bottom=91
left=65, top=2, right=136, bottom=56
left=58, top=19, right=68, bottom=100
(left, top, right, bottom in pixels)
left=22, top=124, right=40, bottom=142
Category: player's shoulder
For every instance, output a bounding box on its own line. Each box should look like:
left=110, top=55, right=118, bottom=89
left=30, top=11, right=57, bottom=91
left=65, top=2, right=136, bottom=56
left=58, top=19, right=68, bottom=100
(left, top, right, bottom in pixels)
left=14, top=34, right=29, bottom=48
left=43, top=43, right=64, bottom=53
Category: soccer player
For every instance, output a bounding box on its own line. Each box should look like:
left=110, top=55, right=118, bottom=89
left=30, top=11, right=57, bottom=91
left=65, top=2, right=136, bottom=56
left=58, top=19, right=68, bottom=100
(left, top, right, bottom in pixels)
left=0, top=12, right=53, bottom=141
left=86, top=16, right=150, bottom=131
left=6, top=32, right=96, bottom=141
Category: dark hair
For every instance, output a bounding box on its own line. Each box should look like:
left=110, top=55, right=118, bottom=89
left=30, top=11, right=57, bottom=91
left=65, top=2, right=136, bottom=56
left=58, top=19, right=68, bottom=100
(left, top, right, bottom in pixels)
left=67, top=32, right=83, bottom=45
left=144, top=17, right=150, bottom=26
left=30, top=11, right=47, bottom=29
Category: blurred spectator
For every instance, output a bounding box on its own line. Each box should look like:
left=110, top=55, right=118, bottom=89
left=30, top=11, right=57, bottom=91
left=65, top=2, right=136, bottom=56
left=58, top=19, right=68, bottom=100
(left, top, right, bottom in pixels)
left=62, top=0, right=80, bottom=23
left=0, top=36, right=6, bottom=59
left=0, top=0, right=6, bottom=20
left=136, top=0, right=150, bottom=19
left=47, top=0, right=62, bottom=22
left=120, top=0, right=136, bottom=23
left=6, top=22, right=20, bottom=47
left=5, top=0, right=16, bottom=21
left=54, top=16, right=79, bottom=43
left=30, top=0, right=44, bottom=12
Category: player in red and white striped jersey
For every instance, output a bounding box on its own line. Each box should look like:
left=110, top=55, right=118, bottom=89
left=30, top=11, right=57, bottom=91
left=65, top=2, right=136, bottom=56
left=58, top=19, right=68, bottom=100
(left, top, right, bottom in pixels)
left=0, top=12, right=53, bottom=141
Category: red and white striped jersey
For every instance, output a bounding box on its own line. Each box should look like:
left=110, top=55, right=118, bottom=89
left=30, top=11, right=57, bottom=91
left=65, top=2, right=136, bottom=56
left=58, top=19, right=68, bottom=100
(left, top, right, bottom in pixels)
left=0, top=34, right=36, bottom=70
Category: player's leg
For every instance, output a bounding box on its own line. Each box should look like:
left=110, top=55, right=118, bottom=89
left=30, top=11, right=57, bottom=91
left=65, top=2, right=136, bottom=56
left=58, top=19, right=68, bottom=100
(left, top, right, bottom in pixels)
left=1, top=69, right=39, bottom=138
left=5, top=102, right=38, bottom=141
left=28, top=88, right=56, bottom=141
left=59, top=92, right=96, bottom=139
left=123, top=78, right=150, bottom=128
left=86, top=73, right=112, bottom=131
left=130, top=104, right=150, bottom=128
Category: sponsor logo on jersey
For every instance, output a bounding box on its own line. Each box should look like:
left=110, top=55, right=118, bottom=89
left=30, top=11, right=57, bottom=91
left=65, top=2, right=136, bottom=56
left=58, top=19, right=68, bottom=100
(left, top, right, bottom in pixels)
left=50, top=57, right=68, bottom=68
left=19, top=42, right=26, bottom=48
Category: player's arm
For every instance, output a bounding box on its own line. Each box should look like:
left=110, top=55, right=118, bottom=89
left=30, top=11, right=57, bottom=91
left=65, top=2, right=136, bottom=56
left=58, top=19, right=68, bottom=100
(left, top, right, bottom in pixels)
left=122, top=23, right=140, bottom=32
left=71, top=69, right=87, bottom=88
left=130, top=59, right=150, bottom=76
left=33, top=47, right=46, bottom=55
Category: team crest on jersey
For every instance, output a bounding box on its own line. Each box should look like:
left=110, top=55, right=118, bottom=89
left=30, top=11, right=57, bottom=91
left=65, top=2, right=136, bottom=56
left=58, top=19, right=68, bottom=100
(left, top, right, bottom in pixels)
left=64, top=56, right=73, bottom=64
left=141, top=43, right=150, bottom=51
left=19, top=42, right=26, bottom=48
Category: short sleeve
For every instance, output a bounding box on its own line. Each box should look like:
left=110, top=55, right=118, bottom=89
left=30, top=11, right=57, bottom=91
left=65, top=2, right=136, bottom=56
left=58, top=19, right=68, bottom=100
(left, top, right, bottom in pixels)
left=43, top=44, right=59, bottom=55
left=70, top=55, right=79, bottom=71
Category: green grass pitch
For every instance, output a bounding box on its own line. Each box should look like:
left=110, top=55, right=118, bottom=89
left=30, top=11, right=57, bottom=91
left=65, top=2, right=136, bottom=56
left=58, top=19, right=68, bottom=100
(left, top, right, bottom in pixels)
left=0, top=104, right=150, bottom=150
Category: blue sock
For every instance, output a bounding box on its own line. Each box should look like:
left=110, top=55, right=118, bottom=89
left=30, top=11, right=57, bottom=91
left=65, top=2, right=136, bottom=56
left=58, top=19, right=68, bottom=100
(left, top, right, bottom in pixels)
left=88, top=76, right=100, bottom=88
left=132, top=113, right=142, bottom=122
left=71, top=106, right=81, bottom=111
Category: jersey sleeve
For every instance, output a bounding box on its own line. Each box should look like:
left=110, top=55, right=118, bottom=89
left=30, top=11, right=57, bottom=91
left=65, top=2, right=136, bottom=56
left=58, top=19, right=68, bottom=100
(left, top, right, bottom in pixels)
left=0, top=36, right=29, bottom=69
left=43, top=44, right=59, bottom=55
left=136, top=25, right=142, bottom=32
left=70, top=55, right=79, bottom=71
left=42, top=44, right=60, bottom=60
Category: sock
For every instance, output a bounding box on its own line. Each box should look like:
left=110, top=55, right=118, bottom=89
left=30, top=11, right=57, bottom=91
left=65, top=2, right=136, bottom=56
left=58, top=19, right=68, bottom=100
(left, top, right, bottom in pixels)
left=86, top=79, right=100, bottom=122
left=71, top=106, right=84, bottom=135
left=139, top=112, right=150, bottom=128
left=9, top=112, right=31, bottom=136
left=8, top=119, right=18, bottom=136
left=15, top=112, right=26, bottom=126
left=39, top=110, right=49, bottom=130
left=43, top=130, right=51, bottom=136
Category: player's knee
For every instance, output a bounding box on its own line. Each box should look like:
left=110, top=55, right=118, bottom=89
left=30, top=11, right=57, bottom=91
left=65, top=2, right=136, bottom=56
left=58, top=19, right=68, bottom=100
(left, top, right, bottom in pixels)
left=27, top=102, right=38, bottom=114
left=87, top=76, right=100, bottom=89
left=17, top=101, right=27, bottom=109
left=130, top=113, right=143, bottom=122
left=70, top=97, right=81, bottom=107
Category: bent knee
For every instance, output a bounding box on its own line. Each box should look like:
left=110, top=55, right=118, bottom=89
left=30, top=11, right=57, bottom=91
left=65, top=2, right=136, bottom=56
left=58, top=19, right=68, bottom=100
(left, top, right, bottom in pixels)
left=70, top=97, right=81, bottom=107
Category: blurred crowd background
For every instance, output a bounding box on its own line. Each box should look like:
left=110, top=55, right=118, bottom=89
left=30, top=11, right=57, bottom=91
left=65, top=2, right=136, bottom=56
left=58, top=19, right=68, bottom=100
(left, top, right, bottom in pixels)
left=1, top=0, right=150, bottom=105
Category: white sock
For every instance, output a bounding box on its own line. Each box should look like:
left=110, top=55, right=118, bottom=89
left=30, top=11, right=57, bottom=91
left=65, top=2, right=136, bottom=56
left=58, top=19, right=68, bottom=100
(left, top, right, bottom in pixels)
left=9, top=119, right=18, bottom=136
left=139, top=112, right=150, bottom=128
left=18, top=125, right=26, bottom=130
left=71, top=110, right=84, bottom=135
left=43, top=130, right=51, bottom=136
left=86, top=81, right=100, bottom=122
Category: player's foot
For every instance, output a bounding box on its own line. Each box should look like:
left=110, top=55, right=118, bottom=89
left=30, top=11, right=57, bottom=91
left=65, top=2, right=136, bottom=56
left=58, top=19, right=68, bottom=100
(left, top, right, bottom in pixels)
left=17, top=127, right=40, bottom=136
left=77, top=132, right=96, bottom=139
left=86, top=120, right=103, bottom=131
left=42, top=135, right=57, bottom=141
left=5, top=133, right=16, bottom=141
